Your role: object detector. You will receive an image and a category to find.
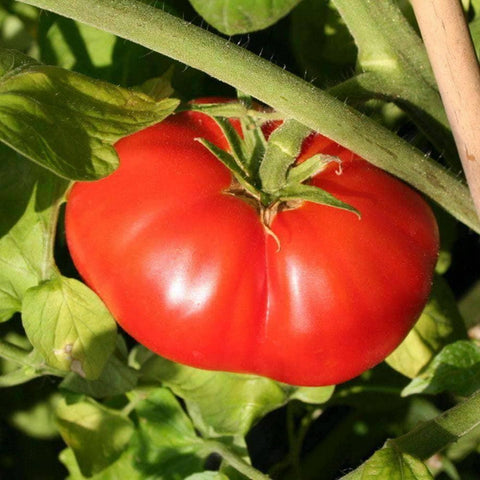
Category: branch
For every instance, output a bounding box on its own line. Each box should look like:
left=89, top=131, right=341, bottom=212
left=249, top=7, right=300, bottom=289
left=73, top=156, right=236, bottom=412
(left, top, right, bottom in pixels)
left=18, top=0, right=480, bottom=233
left=393, top=390, right=480, bottom=460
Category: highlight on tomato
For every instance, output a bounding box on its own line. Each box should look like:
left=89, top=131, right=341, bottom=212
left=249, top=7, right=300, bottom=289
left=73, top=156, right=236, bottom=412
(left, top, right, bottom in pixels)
left=65, top=98, right=439, bottom=386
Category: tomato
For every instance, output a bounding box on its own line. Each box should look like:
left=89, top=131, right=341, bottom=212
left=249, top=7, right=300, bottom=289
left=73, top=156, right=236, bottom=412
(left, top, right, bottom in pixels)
left=65, top=103, right=439, bottom=386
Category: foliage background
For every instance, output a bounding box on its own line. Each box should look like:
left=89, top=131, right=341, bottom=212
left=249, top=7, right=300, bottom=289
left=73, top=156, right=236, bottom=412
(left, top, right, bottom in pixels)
left=0, top=0, right=480, bottom=479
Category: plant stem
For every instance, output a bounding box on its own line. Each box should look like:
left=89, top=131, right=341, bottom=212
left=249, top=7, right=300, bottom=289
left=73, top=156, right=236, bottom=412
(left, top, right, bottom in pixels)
left=0, top=338, right=65, bottom=376
left=411, top=0, right=480, bottom=220
left=334, top=384, right=404, bottom=398
left=204, top=440, right=271, bottom=480
left=19, top=0, right=480, bottom=233
left=0, top=339, right=32, bottom=366
left=286, top=403, right=303, bottom=479
left=392, top=390, right=480, bottom=460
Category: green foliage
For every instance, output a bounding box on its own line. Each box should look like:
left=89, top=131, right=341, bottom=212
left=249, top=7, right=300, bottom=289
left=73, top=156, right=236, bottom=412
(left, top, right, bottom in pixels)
left=0, top=48, right=179, bottom=180
left=0, top=0, right=480, bottom=479
left=138, top=350, right=334, bottom=437
left=402, top=341, right=480, bottom=397
left=341, top=446, right=434, bottom=480
left=290, top=0, right=357, bottom=87
left=38, top=14, right=116, bottom=76
left=186, top=473, right=230, bottom=480
left=188, top=0, right=302, bottom=35
left=22, top=276, right=117, bottom=379
left=60, top=337, right=138, bottom=398
left=56, top=395, right=135, bottom=476
left=386, top=276, right=467, bottom=378
left=58, top=388, right=217, bottom=479
left=0, top=144, right=67, bottom=322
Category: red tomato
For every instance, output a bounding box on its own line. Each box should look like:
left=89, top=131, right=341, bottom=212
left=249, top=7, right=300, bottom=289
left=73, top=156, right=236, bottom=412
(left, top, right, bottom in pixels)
left=65, top=106, right=439, bottom=386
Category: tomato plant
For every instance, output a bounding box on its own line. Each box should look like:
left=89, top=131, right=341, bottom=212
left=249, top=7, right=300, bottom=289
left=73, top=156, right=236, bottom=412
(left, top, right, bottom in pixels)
left=66, top=105, right=439, bottom=386
left=1, top=0, right=480, bottom=479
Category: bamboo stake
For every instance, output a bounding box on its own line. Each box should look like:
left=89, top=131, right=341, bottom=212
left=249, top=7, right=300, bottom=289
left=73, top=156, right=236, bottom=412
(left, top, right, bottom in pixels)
left=411, top=0, right=480, bottom=221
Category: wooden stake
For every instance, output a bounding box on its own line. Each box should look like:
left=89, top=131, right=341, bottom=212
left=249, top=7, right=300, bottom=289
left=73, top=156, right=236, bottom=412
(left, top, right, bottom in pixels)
left=411, top=0, right=480, bottom=221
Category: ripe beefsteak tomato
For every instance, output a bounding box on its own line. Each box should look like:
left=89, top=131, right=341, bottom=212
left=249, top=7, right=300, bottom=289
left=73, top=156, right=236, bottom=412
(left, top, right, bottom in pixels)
left=65, top=103, right=439, bottom=386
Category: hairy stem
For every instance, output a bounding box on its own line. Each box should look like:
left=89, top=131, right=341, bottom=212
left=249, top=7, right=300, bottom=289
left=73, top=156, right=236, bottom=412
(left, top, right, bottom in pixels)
left=205, top=440, right=271, bottom=480
left=393, top=390, right=480, bottom=459
left=19, top=0, right=480, bottom=232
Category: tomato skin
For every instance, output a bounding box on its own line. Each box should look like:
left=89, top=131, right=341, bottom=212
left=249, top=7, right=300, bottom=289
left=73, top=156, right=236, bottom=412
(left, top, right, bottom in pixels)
left=65, top=107, right=439, bottom=386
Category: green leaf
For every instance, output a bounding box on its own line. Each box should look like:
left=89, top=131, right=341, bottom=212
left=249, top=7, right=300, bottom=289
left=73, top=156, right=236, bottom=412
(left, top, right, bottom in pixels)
left=59, top=446, right=143, bottom=480
left=38, top=13, right=117, bottom=77
left=341, top=445, right=433, bottom=479
left=56, top=396, right=134, bottom=477
left=0, top=48, right=179, bottom=180
left=286, top=385, right=335, bottom=404
left=60, top=351, right=138, bottom=398
left=0, top=144, right=68, bottom=322
left=0, top=3, right=37, bottom=51
left=290, top=0, right=357, bottom=87
left=138, top=70, right=175, bottom=101
left=22, top=276, right=117, bottom=379
left=259, top=119, right=311, bottom=194
left=188, top=0, right=302, bottom=35
left=9, top=392, right=60, bottom=439
left=278, top=183, right=360, bottom=216
left=59, top=388, right=210, bottom=479
left=139, top=353, right=334, bottom=437
left=131, top=387, right=208, bottom=478
left=470, top=16, right=480, bottom=60
left=386, top=276, right=467, bottom=378
left=402, top=341, right=480, bottom=397
left=459, top=279, right=480, bottom=330
left=185, top=473, right=230, bottom=480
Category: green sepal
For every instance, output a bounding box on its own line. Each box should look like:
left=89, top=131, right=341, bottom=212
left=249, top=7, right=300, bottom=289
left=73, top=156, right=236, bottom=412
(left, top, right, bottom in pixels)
left=196, top=138, right=247, bottom=179
left=187, top=101, right=283, bottom=123
left=278, top=183, right=360, bottom=217
left=259, top=119, right=311, bottom=194
left=287, top=154, right=341, bottom=184
left=192, top=101, right=359, bottom=216
left=195, top=107, right=268, bottom=182
left=196, top=138, right=261, bottom=199
left=236, top=90, right=253, bottom=108
left=239, top=110, right=267, bottom=175
left=188, top=101, right=248, bottom=118
left=203, top=116, right=250, bottom=176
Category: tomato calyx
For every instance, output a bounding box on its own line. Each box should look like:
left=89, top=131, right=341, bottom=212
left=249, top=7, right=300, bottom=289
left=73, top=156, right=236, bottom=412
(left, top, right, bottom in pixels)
left=190, top=98, right=360, bottom=226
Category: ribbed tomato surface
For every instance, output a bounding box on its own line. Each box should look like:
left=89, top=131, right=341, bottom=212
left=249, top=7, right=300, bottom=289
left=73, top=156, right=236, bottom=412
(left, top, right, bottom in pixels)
left=65, top=108, right=439, bottom=386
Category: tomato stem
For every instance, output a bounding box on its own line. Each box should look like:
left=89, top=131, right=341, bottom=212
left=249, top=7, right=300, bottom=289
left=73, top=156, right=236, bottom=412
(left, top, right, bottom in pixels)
left=203, top=440, right=271, bottom=480
left=17, top=0, right=480, bottom=233
left=0, top=339, right=66, bottom=381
